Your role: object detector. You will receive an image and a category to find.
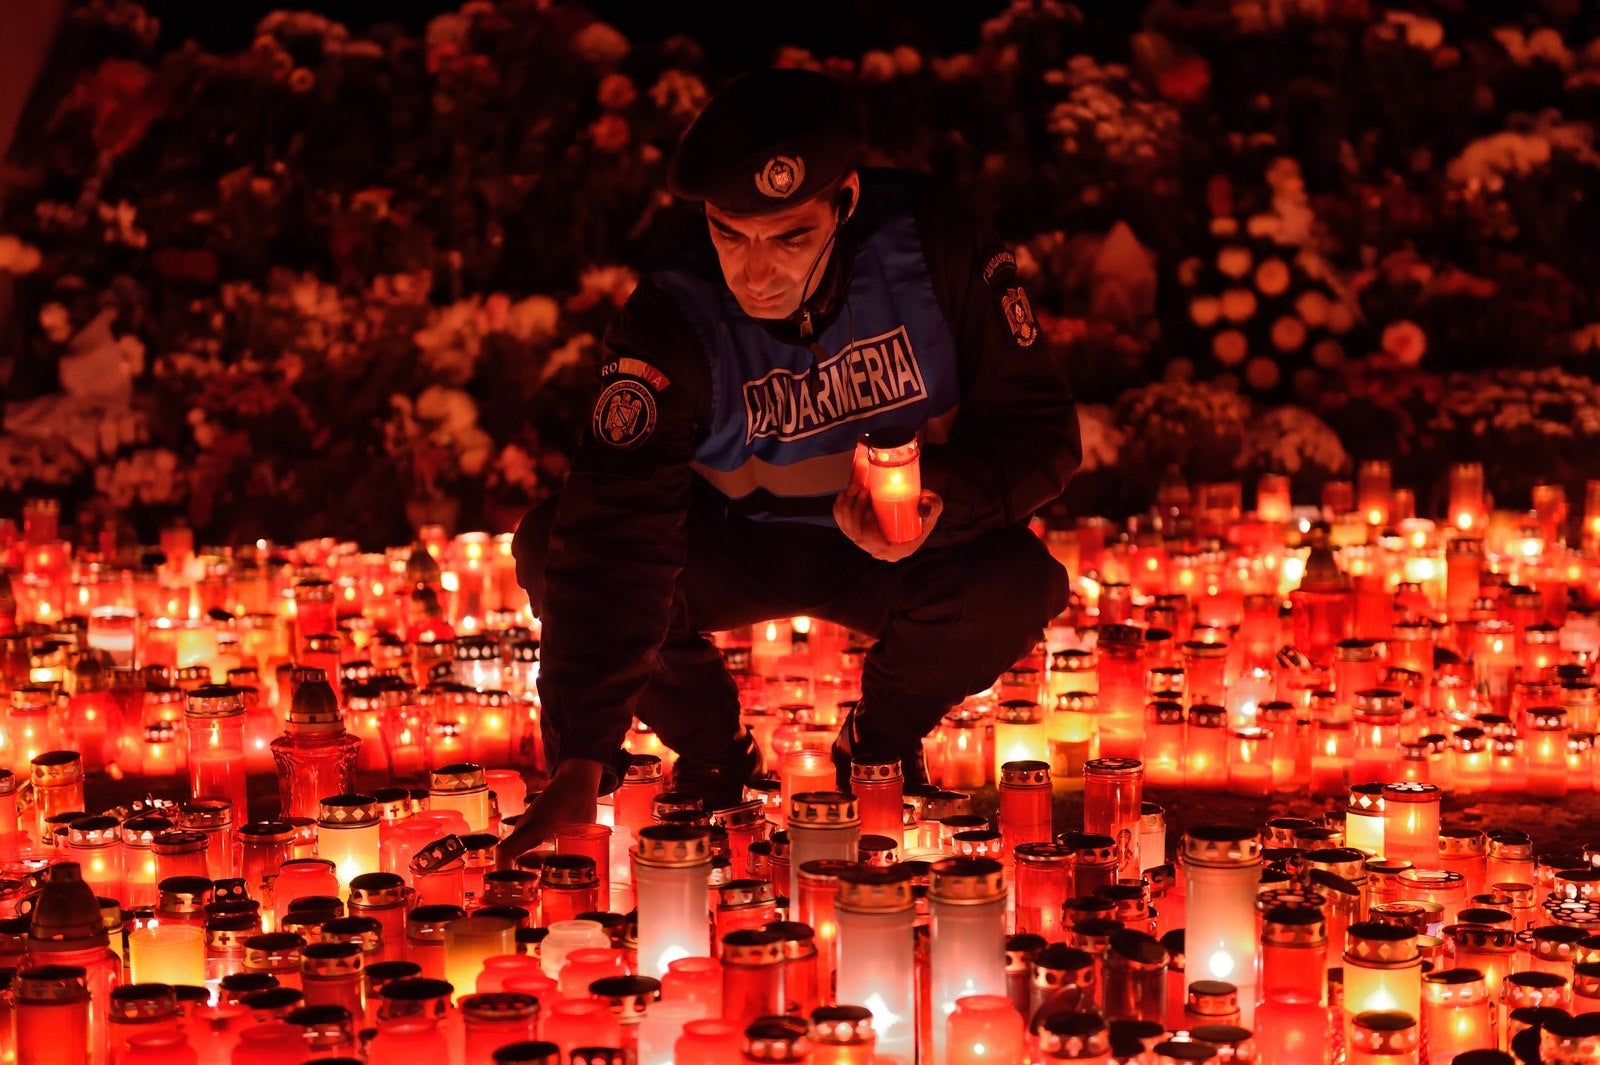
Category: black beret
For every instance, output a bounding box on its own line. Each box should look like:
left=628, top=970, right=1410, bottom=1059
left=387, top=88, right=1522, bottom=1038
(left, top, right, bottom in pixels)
left=667, top=67, right=867, bottom=217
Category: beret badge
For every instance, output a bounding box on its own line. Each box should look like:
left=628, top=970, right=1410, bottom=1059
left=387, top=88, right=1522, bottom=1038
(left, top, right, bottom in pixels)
left=754, top=154, right=805, bottom=200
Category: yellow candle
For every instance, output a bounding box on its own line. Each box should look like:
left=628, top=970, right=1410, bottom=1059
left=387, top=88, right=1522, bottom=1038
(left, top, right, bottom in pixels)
left=128, top=924, right=205, bottom=986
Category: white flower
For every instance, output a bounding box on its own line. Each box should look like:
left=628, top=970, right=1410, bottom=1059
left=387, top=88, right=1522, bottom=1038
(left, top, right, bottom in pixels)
left=572, top=21, right=630, bottom=67
left=650, top=69, right=709, bottom=120
left=39, top=303, right=71, bottom=343
left=1220, top=288, right=1257, bottom=322
left=542, top=333, right=594, bottom=385
left=507, top=295, right=560, bottom=343
left=1295, top=290, right=1331, bottom=327
left=1245, top=214, right=1281, bottom=240
left=1245, top=357, right=1281, bottom=392
left=578, top=264, right=638, bottom=308
left=1217, top=246, right=1253, bottom=279
left=1239, top=405, right=1349, bottom=475
left=1325, top=300, right=1356, bottom=335
left=118, top=335, right=146, bottom=376
left=1190, top=296, right=1221, bottom=329
left=1075, top=403, right=1124, bottom=472
left=1380, top=320, right=1428, bottom=367
left=1213, top=329, right=1249, bottom=366
left=1255, top=258, right=1290, bottom=297
left=859, top=50, right=897, bottom=83
left=1271, top=316, right=1307, bottom=352
left=416, top=385, right=478, bottom=436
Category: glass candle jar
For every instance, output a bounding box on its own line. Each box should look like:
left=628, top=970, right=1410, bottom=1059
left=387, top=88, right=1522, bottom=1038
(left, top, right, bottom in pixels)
left=429, top=763, right=491, bottom=834
left=862, top=427, right=923, bottom=545
left=184, top=684, right=251, bottom=824
left=1082, top=758, right=1142, bottom=882
left=946, top=993, right=1025, bottom=1065
left=785, top=792, right=859, bottom=904
left=443, top=914, right=517, bottom=1003
left=317, top=795, right=382, bottom=892
left=1182, top=827, right=1261, bottom=1012
left=461, top=992, right=541, bottom=1063
left=539, top=853, right=600, bottom=925
left=270, top=675, right=361, bottom=823
left=348, top=872, right=408, bottom=963
left=300, top=940, right=365, bottom=1020
left=29, top=751, right=84, bottom=850
left=833, top=865, right=916, bottom=1062
left=998, top=760, right=1053, bottom=863
left=1101, top=929, right=1168, bottom=1025
left=1422, top=967, right=1494, bottom=1060
left=66, top=815, right=123, bottom=900
left=1342, top=922, right=1421, bottom=1044
left=1095, top=626, right=1147, bottom=761
left=720, top=928, right=786, bottom=1029
left=391, top=894, right=461, bottom=974
left=928, top=857, right=1008, bottom=1065
left=1381, top=784, right=1441, bottom=870
left=1013, top=843, right=1074, bottom=942
left=129, top=924, right=205, bottom=986
left=13, top=964, right=91, bottom=1065
left=632, top=824, right=712, bottom=979
left=1346, top=1009, right=1417, bottom=1065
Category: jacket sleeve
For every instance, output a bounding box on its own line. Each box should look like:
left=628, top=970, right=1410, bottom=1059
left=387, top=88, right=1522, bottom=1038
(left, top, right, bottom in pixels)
left=533, top=279, right=708, bottom=790
left=915, top=183, right=1082, bottom=550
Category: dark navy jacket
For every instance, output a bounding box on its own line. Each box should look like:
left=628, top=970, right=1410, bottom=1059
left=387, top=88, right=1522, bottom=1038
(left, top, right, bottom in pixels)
left=533, top=168, right=1081, bottom=773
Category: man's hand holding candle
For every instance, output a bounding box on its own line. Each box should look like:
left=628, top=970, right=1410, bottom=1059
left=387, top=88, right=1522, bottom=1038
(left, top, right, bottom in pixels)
left=834, top=477, right=943, bottom=562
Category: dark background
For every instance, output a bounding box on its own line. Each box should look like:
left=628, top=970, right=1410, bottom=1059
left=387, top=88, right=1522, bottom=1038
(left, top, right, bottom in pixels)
left=145, top=0, right=1023, bottom=57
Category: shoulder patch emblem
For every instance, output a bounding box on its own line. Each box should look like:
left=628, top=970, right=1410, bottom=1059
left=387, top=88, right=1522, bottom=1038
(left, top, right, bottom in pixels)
left=755, top=155, right=805, bottom=200
left=999, top=284, right=1038, bottom=348
left=982, top=249, right=1017, bottom=286
left=592, top=379, right=658, bottom=449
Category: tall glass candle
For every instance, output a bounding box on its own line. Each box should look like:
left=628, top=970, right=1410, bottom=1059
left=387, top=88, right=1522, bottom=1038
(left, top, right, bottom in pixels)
left=785, top=792, right=860, bottom=903
left=863, top=428, right=923, bottom=545
left=928, top=857, right=1007, bottom=1065
left=1341, top=923, right=1421, bottom=1040
left=849, top=760, right=904, bottom=844
left=1181, top=827, right=1261, bottom=1018
left=1381, top=784, right=1441, bottom=870
left=317, top=795, right=381, bottom=892
left=13, top=965, right=90, bottom=1065
left=184, top=684, right=251, bottom=823
left=1422, top=968, right=1494, bottom=1060
left=998, top=760, right=1053, bottom=863
left=270, top=675, right=360, bottom=822
left=443, top=914, right=516, bottom=1003
left=128, top=924, right=205, bottom=986
left=1095, top=626, right=1147, bottom=760
left=1012, top=843, right=1073, bottom=942
left=1082, top=757, right=1142, bottom=881
left=720, top=929, right=786, bottom=1029
left=632, top=824, right=712, bottom=979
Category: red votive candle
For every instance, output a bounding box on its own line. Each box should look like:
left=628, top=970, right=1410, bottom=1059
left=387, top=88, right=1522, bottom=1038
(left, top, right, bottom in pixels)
left=862, top=427, right=923, bottom=545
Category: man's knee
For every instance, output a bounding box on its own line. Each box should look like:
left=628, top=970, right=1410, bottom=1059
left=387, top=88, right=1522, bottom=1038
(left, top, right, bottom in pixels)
left=512, top=495, right=560, bottom=613
left=975, top=526, right=1070, bottom=628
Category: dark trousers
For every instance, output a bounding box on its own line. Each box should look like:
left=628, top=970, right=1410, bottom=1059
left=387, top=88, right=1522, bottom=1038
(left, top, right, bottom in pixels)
left=514, top=488, right=1069, bottom=764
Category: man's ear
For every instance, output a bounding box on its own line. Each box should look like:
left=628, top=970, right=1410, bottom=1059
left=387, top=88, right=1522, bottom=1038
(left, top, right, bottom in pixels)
left=835, top=172, right=860, bottom=223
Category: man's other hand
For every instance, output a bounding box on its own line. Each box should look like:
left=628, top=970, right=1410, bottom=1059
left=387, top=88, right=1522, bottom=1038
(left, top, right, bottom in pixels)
left=496, top=758, right=604, bottom=869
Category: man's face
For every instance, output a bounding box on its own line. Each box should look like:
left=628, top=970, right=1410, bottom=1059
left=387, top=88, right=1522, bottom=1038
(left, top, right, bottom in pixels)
left=705, top=178, right=853, bottom=320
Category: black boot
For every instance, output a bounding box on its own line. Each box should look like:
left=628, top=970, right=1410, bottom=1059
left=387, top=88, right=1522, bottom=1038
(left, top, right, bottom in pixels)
left=669, top=729, right=765, bottom=811
left=830, top=699, right=931, bottom=792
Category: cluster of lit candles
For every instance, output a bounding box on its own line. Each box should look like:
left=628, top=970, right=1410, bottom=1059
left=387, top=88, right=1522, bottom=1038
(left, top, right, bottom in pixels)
left=0, top=459, right=1598, bottom=1063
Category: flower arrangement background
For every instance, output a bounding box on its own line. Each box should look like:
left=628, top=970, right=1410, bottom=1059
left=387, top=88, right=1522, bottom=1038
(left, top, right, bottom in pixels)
left=1, top=0, right=1598, bottom=549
